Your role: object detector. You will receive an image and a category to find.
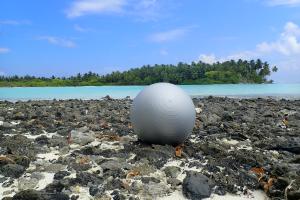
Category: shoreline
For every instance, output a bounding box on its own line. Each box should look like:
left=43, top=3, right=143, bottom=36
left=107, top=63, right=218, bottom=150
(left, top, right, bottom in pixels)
left=1, top=94, right=300, bottom=102
left=0, top=83, right=278, bottom=88
left=1, top=83, right=300, bottom=102
left=0, top=97, right=299, bottom=200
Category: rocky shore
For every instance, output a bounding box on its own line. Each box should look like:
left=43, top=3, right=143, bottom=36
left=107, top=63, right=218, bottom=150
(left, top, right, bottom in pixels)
left=0, top=96, right=299, bottom=200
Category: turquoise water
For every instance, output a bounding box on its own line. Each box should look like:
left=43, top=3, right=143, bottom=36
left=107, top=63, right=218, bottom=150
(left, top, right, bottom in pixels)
left=0, top=84, right=299, bottom=101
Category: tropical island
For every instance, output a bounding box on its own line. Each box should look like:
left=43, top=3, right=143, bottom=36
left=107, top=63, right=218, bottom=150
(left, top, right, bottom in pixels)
left=0, top=59, right=278, bottom=87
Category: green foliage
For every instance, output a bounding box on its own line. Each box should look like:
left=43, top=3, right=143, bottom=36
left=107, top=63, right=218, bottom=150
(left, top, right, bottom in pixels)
left=0, top=59, right=277, bottom=87
left=272, top=66, right=278, bottom=72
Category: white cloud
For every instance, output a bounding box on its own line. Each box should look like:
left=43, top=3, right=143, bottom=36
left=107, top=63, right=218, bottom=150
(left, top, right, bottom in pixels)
left=131, top=0, right=162, bottom=21
left=37, top=36, right=76, bottom=48
left=284, top=21, right=300, bottom=36
left=74, top=24, right=90, bottom=32
left=199, top=51, right=258, bottom=64
left=0, top=48, right=10, bottom=54
left=199, top=54, right=218, bottom=64
left=0, top=71, right=5, bottom=76
left=266, top=0, right=300, bottom=6
left=66, top=0, right=126, bottom=18
left=256, top=22, right=300, bottom=55
left=226, top=51, right=259, bottom=60
left=0, top=20, right=31, bottom=25
left=149, top=28, right=189, bottom=43
left=66, top=0, right=172, bottom=20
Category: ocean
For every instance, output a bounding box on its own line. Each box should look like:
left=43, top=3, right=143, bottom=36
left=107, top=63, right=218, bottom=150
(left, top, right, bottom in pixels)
left=0, top=84, right=299, bottom=101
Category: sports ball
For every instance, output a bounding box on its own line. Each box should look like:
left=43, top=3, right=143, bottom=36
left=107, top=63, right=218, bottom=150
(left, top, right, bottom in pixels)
left=130, top=83, right=196, bottom=145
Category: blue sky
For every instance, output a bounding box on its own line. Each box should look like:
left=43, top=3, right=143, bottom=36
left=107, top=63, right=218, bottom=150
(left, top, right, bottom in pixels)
left=1, top=0, right=300, bottom=82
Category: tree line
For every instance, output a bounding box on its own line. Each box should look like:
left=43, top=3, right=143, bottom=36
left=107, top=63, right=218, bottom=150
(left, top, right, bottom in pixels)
left=0, top=59, right=278, bottom=87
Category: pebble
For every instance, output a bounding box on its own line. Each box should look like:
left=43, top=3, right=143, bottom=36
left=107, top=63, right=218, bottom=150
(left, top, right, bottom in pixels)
left=182, top=171, right=212, bottom=200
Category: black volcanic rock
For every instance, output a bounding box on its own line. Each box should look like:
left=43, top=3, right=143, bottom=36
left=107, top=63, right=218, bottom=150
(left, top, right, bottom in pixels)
left=182, top=171, right=212, bottom=200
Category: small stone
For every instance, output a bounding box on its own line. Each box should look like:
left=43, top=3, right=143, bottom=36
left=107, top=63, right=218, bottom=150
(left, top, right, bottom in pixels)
left=42, top=192, right=70, bottom=200
left=143, top=182, right=170, bottom=197
left=1, top=122, right=13, bottom=128
left=69, top=161, right=92, bottom=171
left=59, top=146, right=70, bottom=155
left=2, top=197, right=13, bottom=200
left=111, top=190, right=126, bottom=200
left=195, top=108, right=202, bottom=114
left=70, top=130, right=95, bottom=145
left=18, top=177, right=39, bottom=190
left=130, top=181, right=143, bottom=195
left=94, top=194, right=111, bottom=200
left=71, top=195, right=79, bottom=200
left=131, top=162, right=156, bottom=176
left=31, top=172, right=45, bottom=180
left=0, top=135, right=36, bottom=159
left=49, top=135, right=68, bottom=147
left=77, top=126, right=89, bottom=133
left=35, top=135, right=49, bottom=145
left=43, top=163, right=65, bottom=173
left=290, top=155, right=300, bottom=164
left=287, top=190, right=300, bottom=200
left=222, top=111, right=234, bottom=121
left=12, top=189, right=42, bottom=200
left=74, top=172, right=103, bottom=186
left=13, top=112, right=26, bottom=120
left=214, top=186, right=226, bottom=196
left=206, top=113, right=221, bottom=125
left=133, top=145, right=174, bottom=169
left=167, top=178, right=181, bottom=186
left=0, top=176, right=7, bottom=183
left=100, top=160, right=125, bottom=171
left=54, top=171, right=71, bottom=180
left=3, top=190, right=14, bottom=195
left=105, top=178, right=124, bottom=190
left=164, top=166, right=181, bottom=178
left=2, top=179, right=14, bottom=187
left=0, top=164, right=25, bottom=178
left=182, top=171, right=212, bottom=200
left=89, top=185, right=99, bottom=196
left=44, top=181, right=66, bottom=193
left=14, top=156, right=31, bottom=168
left=128, top=197, right=139, bottom=200
left=0, top=147, right=8, bottom=155
left=141, top=176, right=161, bottom=184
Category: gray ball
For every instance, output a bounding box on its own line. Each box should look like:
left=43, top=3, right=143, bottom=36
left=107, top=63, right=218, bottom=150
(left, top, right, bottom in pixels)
left=130, top=83, right=196, bottom=145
